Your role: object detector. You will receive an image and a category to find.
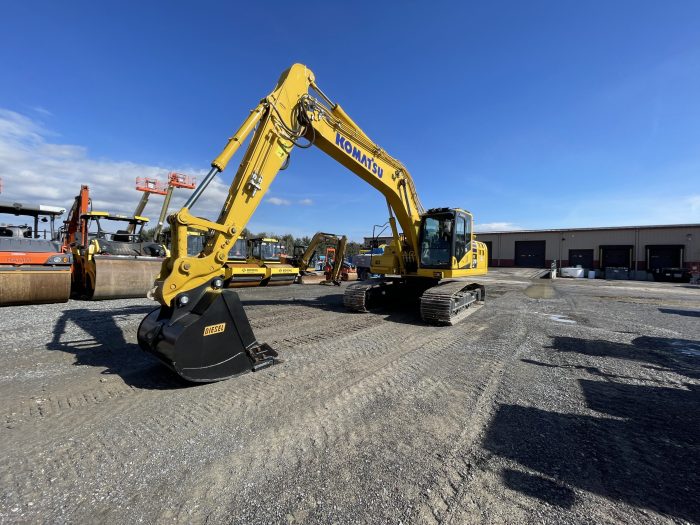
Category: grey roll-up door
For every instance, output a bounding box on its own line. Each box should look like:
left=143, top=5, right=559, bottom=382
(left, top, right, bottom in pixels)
left=515, top=240, right=546, bottom=268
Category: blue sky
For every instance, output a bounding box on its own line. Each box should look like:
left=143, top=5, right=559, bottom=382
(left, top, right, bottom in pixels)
left=1, top=1, right=699, bottom=240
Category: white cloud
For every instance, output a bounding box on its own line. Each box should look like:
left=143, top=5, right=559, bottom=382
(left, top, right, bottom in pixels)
left=298, top=198, right=313, bottom=206
left=31, top=106, right=53, bottom=117
left=0, top=108, right=228, bottom=225
left=475, top=222, right=521, bottom=233
left=266, top=197, right=291, bottom=206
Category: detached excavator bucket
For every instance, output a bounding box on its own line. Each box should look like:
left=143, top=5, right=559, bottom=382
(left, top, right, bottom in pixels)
left=137, top=279, right=277, bottom=382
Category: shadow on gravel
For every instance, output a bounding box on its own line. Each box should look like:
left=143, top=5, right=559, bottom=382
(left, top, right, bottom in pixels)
left=502, top=469, right=576, bottom=508
left=520, top=358, right=668, bottom=384
left=242, top=294, right=425, bottom=325
left=549, top=335, right=700, bottom=380
left=485, top=381, right=700, bottom=522
left=241, top=294, right=347, bottom=313
left=47, top=306, right=188, bottom=390
left=659, top=307, right=700, bottom=317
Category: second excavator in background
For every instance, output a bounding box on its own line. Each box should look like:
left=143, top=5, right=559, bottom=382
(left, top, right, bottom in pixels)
left=292, top=232, right=350, bottom=285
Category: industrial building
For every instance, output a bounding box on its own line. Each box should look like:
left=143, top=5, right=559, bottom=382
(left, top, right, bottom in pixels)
left=364, top=223, right=700, bottom=280
left=476, top=223, right=700, bottom=279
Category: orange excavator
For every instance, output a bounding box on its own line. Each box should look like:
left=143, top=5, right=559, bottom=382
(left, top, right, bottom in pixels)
left=0, top=201, right=72, bottom=306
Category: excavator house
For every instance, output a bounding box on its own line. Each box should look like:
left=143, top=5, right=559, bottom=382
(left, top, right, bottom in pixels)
left=138, top=63, right=488, bottom=383
left=0, top=201, right=72, bottom=306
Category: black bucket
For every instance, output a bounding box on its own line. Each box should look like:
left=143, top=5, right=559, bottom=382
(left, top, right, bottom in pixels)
left=138, top=280, right=277, bottom=382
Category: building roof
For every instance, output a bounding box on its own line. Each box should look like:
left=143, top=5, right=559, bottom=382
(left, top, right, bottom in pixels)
left=475, top=223, right=700, bottom=235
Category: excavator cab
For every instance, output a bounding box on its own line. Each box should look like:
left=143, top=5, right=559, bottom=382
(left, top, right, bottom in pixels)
left=418, top=208, right=478, bottom=272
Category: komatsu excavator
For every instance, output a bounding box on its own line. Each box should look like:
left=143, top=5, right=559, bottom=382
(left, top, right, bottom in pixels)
left=138, top=64, right=487, bottom=382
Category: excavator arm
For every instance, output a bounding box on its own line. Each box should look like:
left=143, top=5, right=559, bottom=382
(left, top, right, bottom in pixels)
left=154, top=64, right=424, bottom=307
left=62, top=185, right=90, bottom=250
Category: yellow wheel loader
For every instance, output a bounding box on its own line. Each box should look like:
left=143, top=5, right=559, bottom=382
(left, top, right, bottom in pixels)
left=138, top=64, right=488, bottom=382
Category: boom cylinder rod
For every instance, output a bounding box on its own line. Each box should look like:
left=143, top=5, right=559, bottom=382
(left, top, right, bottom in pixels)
left=184, top=166, right=219, bottom=209
left=185, top=103, right=265, bottom=209
left=154, top=185, right=175, bottom=242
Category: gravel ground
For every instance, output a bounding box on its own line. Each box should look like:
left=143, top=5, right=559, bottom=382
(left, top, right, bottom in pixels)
left=0, top=271, right=698, bottom=524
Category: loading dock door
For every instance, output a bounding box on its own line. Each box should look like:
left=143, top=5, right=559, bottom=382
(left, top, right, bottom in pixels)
left=483, top=241, right=493, bottom=267
left=646, top=245, right=683, bottom=270
left=600, top=245, right=633, bottom=269
left=515, top=240, right=546, bottom=268
left=569, top=249, right=594, bottom=269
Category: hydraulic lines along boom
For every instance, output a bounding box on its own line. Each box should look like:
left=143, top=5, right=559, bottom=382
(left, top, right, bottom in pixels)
left=138, top=63, right=488, bottom=383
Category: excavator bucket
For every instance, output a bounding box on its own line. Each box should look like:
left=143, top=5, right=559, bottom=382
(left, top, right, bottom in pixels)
left=137, top=279, right=277, bottom=382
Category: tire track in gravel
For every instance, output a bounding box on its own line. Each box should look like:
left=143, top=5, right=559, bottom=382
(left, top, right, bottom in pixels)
left=1, top=308, right=492, bottom=522
left=416, top=307, right=530, bottom=524
left=1, top=302, right=383, bottom=427
left=162, top=314, right=503, bottom=523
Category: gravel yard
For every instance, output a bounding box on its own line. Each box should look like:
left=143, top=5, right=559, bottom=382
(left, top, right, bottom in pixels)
left=1, top=271, right=698, bottom=524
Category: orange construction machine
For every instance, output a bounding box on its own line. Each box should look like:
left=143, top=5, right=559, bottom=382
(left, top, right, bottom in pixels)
left=0, top=201, right=72, bottom=306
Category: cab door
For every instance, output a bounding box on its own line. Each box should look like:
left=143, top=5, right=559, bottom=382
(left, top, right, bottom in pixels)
left=454, top=213, right=472, bottom=269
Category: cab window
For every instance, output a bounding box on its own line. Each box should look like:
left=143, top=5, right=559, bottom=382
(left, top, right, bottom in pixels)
left=420, top=216, right=453, bottom=268
left=455, top=216, right=467, bottom=262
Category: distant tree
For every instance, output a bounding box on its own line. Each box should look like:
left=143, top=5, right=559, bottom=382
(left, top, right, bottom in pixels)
left=279, top=233, right=295, bottom=254
left=141, top=227, right=156, bottom=241
left=345, top=241, right=362, bottom=258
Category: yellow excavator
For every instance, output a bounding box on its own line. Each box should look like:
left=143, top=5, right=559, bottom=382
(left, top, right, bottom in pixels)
left=138, top=63, right=488, bottom=382
left=291, top=232, right=349, bottom=285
